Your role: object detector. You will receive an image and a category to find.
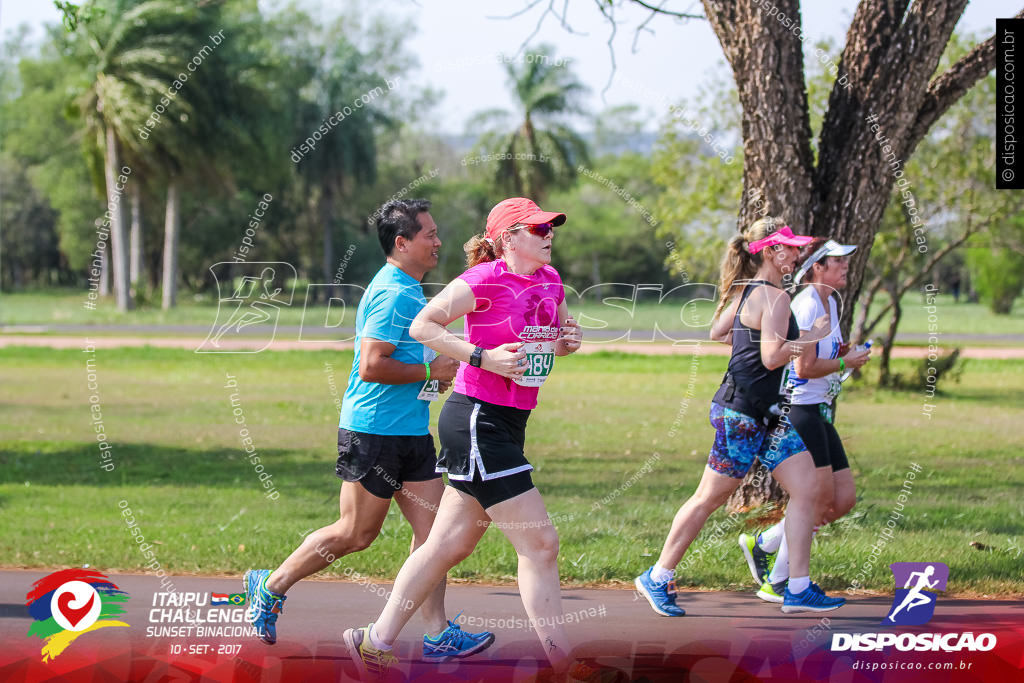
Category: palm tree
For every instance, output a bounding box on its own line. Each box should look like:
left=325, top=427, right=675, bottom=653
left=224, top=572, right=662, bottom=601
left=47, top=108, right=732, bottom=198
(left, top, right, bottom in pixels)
left=468, top=45, right=589, bottom=202
left=148, top=5, right=270, bottom=309
left=289, top=23, right=383, bottom=294
left=64, top=0, right=203, bottom=311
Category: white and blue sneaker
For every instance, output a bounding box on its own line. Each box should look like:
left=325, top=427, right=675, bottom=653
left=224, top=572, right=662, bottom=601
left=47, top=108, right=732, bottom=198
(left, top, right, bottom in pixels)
left=422, top=614, right=495, bottom=661
left=243, top=569, right=287, bottom=644
left=634, top=567, right=686, bottom=617
left=781, top=582, right=845, bottom=613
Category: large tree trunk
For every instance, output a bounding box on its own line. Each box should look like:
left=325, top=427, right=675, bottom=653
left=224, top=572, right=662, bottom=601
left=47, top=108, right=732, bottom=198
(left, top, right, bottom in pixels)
left=130, top=182, right=144, bottom=294
left=104, top=126, right=132, bottom=311
left=701, top=0, right=815, bottom=231
left=161, top=179, right=180, bottom=310
left=701, top=0, right=1007, bottom=510
left=811, top=0, right=1005, bottom=334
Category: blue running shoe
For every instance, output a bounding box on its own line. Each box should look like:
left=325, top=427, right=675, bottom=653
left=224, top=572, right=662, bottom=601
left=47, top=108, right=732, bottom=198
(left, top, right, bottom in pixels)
left=634, top=567, right=685, bottom=617
left=781, top=581, right=845, bottom=613
left=243, top=569, right=287, bottom=644
left=423, top=614, right=495, bottom=661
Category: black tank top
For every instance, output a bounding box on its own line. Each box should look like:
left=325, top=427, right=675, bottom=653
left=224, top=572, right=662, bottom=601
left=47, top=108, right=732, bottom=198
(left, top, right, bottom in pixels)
left=712, top=280, right=800, bottom=419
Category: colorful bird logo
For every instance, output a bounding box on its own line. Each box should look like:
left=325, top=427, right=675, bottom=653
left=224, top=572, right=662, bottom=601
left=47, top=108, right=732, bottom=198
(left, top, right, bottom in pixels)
left=25, top=569, right=130, bottom=662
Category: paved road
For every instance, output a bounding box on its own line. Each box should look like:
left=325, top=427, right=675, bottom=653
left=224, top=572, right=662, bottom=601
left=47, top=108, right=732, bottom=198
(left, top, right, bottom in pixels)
left=2, top=570, right=1021, bottom=682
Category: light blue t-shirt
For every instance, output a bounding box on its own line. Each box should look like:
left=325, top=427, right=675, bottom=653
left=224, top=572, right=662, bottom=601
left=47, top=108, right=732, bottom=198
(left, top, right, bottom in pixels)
left=339, top=263, right=430, bottom=436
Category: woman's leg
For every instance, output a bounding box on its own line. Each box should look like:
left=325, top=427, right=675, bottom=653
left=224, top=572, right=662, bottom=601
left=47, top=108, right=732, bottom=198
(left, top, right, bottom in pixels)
left=372, top=486, right=490, bottom=645
left=825, top=468, right=856, bottom=523
left=769, top=451, right=818, bottom=580
left=656, top=466, right=743, bottom=569
left=768, top=465, right=831, bottom=585
left=487, top=487, right=570, bottom=669
left=393, top=477, right=447, bottom=637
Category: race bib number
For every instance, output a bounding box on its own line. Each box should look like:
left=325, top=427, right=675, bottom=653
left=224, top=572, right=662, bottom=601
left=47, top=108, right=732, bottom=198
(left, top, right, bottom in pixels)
left=417, top=379, right=440, bottom=402
left=826, top=375, right=842, bottom=400
left=779, top=365, right=793, bottom=396
left=419, top=348, right=439, bottom=401
left=513, top=341, right=555, bottom=388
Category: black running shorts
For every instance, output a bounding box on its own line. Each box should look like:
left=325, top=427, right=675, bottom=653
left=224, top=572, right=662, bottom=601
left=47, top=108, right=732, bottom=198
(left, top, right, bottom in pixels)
left=787, top=403, right=849, bottom=472
left=335, top=428, right=440, bottom=499
left=436, top=393, right=535, bottom=507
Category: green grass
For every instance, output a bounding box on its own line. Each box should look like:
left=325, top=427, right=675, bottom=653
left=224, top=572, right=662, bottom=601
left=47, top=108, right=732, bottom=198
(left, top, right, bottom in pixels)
left=4, top=288, right=1023, bottom=340
left=1, top=345, right=1022, bottom=595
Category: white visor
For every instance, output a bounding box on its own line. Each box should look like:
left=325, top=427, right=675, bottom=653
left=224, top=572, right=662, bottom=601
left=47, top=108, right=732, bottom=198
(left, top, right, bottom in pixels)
left=794, top=240, right=857, bottom=284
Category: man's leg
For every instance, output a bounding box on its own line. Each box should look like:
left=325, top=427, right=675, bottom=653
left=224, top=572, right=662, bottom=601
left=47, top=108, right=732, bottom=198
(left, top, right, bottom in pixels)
left=266, top=481, right=392, bottom=594
left=393, top=477, right=447, bottom=637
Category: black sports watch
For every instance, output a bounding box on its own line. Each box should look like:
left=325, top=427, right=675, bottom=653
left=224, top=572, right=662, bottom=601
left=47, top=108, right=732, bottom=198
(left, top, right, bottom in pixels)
left=469, top=346, right=484, bottom=368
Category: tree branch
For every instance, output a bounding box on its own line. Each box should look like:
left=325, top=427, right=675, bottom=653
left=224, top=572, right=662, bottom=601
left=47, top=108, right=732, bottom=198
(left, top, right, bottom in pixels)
left=626, top=0, right=703, bottom=19
left=862, top=224, right=978, bottom=338
left=903, top=8, right=1024, bottom=158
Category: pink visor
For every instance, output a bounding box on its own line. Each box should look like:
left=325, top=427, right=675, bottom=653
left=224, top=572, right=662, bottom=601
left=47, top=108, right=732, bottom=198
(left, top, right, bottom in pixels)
left=747, top=226, right=814, bottom=254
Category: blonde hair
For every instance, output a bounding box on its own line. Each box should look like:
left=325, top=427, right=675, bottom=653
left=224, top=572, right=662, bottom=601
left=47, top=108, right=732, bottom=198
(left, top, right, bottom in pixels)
left=714, top=216, right=784, bottom=318
left=464, top=234, right=505, bottom=268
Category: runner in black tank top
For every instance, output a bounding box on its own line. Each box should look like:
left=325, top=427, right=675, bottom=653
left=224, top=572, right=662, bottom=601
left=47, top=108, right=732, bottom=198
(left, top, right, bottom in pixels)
left=634, top=218, right=847, bottom=616
left=712, top=280, right=800, bottom=424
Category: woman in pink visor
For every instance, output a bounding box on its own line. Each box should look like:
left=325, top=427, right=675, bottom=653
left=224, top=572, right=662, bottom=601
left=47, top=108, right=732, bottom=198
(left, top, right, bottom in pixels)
left=635, top=217, right=847, bottom=616
left=344, top=197, right=589, bottom=678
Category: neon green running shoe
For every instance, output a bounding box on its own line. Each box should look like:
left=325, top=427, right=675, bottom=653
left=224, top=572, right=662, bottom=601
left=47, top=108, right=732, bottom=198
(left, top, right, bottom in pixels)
left=739, top=533, right=775, bottom=586
left=756, top=576, right=786, bottom=604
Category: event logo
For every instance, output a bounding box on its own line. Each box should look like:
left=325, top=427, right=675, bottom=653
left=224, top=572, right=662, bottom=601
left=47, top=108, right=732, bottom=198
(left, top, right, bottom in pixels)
left=198, top=262, right=296, bottom=353
left=884, top=562, right=948, bottom=626
left=832, top=561, right=996, bottom=653
left=25, top=569, right=130, bottom=662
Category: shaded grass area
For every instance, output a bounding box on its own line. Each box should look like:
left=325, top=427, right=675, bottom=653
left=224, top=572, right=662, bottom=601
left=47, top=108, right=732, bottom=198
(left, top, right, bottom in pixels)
left=1, top=345, right=1022, bottom=595
left=4, top=289, right=1024, bottom=339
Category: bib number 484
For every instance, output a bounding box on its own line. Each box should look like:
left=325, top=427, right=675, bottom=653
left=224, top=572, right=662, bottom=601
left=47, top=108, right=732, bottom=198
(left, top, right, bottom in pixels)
left=513, top=341, right=555, bottom=388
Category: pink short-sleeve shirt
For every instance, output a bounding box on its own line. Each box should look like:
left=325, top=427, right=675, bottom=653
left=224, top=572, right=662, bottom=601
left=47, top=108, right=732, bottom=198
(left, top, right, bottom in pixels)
left=453, top=259, right=565, bottom=409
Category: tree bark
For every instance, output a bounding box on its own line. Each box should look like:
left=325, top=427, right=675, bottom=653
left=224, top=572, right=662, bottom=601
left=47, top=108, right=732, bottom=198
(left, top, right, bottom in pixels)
left=726, top=462, right=789, bottom=514
left=161, top=179, right=180, bottom=310
left=811, top=0, right=981, bottom=335
left=130, top=182, right=144, bottom=293
left=104, top=125, right=132, bottom=311
left=702, top=0, right=815, bottom=229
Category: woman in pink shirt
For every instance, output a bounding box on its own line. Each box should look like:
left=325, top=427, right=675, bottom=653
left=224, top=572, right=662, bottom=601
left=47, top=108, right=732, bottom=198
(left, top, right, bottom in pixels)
left=344, top=198, right=584, bottom=677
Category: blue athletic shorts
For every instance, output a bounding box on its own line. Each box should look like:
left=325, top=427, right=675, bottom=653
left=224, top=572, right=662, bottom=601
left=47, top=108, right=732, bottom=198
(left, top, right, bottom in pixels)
left=706, top=403, right=807, bottom=479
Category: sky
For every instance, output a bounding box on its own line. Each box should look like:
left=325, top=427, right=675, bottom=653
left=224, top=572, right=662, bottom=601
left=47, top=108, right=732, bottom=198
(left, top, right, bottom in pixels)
left=1, top=0, right=1011, bottom=133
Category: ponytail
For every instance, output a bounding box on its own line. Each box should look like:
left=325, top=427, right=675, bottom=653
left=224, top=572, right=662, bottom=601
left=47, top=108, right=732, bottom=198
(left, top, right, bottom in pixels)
left=714, top=216, right=782, bottom=318
left=464, top=234, right=501, bottom=268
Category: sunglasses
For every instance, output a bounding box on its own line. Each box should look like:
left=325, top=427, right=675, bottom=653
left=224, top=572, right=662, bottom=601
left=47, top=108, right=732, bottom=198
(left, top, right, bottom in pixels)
left=510, top=222, right=555, bottom=238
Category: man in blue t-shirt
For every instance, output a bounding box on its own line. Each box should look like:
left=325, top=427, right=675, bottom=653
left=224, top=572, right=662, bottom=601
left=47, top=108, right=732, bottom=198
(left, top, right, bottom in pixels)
left=243, top=199, right=494, bottom=660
